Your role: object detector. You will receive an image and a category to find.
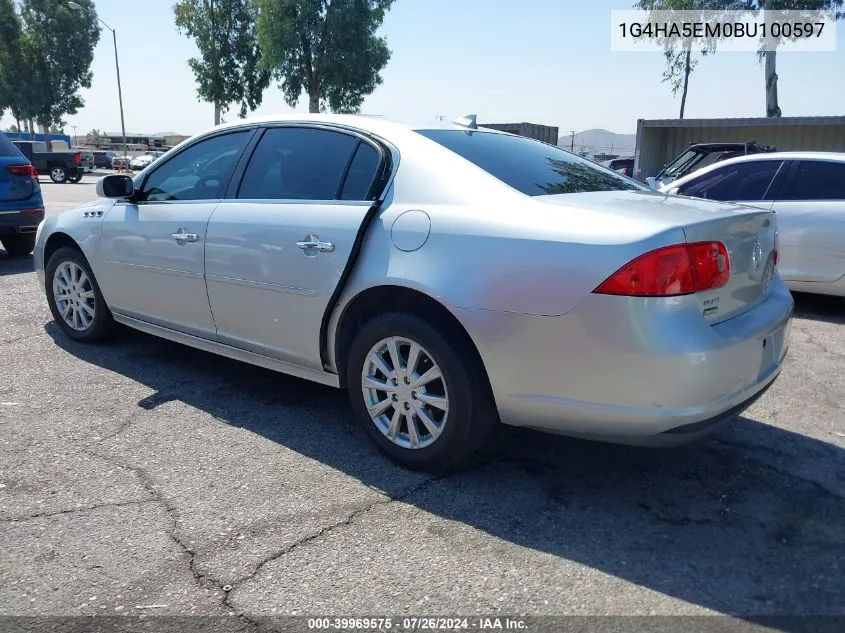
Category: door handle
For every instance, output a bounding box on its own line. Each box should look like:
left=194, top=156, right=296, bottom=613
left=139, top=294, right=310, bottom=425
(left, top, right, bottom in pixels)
left=171, top=228, right=198, bottom=243
left=296, top=238, right=335, bottom=253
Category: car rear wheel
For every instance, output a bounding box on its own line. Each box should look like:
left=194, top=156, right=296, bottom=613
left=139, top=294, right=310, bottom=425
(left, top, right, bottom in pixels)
left=45, top=246, right=113, bottom=342
left=1, top=234, right=36, bottom=257
left=347, top=312, right=496, bottom=472
left=49, top=166, right=67, bottom=183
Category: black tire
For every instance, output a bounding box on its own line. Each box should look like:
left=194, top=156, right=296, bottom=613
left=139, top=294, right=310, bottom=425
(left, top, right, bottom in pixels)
left=68, top=172, right=82, bottom=183
left=49, top=165, right=67, bottom=184
left=1, top=234, right=36, bottom=257
left=45, top=246, right=114, bottom=342
left=346, top=312, right=497, bottom=473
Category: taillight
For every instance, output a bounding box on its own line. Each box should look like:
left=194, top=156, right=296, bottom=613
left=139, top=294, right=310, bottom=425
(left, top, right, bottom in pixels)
left=773, top=231, right=779, bottom=267
left=594, top=241, right=731, bottom=297
left=74, top=153, right=81, bottom=164
left=6, top=164, right=38, bottom=178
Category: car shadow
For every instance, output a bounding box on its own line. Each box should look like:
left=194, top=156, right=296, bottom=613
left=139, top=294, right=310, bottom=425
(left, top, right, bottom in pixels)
left=791, top=291, right=845, bottom=325
left=0, top=252, right=35, bottom=276
left=46, top=323, right=845, bottom=624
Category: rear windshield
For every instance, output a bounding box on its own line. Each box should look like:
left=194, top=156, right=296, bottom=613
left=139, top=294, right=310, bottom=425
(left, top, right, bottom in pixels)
left=0, top=134, right=24, bottom=158
left=416, top=129, right=646, bottom=196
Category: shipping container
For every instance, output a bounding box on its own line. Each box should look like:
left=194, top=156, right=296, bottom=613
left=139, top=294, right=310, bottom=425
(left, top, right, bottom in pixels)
left=633, top=116, right=845, bottom=182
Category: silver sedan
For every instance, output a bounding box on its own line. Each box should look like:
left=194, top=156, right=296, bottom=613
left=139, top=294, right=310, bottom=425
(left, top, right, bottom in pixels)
left=33, top=114, right=793, bottom=471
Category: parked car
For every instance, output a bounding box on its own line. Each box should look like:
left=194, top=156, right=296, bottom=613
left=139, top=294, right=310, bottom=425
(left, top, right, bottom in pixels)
left=602, top=157, right=634, bottom=177
left=33, top=114, right=793, bottom=471
left=645, top=142, right=777, bottom=189
left=661, top=151, right=845, bottom=298
left=129, top=153, right=162, bottom=171
left=93, top=151, right=117, bottom=169
left=11, top=140, right=84, bottom=183
left=0, top=134, right=44, bottom=256
left=111, top=154, right=133, bottom=169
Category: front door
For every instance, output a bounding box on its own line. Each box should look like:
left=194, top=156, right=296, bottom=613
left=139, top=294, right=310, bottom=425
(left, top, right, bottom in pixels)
left=204, top=125, right=386, bottom=370
left=98, top=128, right=254, bottom=338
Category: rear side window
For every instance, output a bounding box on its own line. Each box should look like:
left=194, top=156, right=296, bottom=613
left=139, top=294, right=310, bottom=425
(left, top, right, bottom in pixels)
left=781, top=160, right=845, bottom=200
left=238, top=127, right=359, bottom=200
left=677, top=160, right=782, bottom=201
left=340, top=142, right=381, bottom=200
left=0, top=134, right=24, bottom=158
left=416, top=130, right=645, bottom=196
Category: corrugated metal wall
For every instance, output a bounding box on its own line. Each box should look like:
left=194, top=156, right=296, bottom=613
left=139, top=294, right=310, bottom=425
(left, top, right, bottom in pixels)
left=635, top=122, right=845, bottom=180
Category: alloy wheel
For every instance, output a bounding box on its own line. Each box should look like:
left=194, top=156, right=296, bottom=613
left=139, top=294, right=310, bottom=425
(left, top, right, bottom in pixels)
left=361, top=336, right=450, bottom=450
left=52, top=261, right=96, bottom=331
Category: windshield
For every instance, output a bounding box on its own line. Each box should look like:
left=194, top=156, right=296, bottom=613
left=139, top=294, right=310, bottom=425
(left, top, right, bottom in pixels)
left=416, top=129, right=647, bottom=196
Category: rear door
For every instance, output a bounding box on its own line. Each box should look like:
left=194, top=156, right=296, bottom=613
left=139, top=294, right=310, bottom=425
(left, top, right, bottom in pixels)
left=769, top=159, right=845, bottom=283
left=205, top=125, right=387, bottom=371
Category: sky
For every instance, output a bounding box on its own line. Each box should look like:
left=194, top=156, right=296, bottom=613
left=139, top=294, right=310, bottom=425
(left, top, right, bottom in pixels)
left=3, top=0, right=844, bottom=142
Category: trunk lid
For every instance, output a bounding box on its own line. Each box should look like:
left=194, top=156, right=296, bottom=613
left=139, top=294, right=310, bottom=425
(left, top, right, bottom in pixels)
left=537, top=190, right=778, bottom=323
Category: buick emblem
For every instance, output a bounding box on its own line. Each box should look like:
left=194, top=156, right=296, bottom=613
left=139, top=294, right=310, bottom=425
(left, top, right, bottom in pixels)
left=751, top=240, right=763, bottom=270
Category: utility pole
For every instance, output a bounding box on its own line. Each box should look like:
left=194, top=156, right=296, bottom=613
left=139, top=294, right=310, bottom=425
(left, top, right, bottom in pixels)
left=569, top=130, right=575, bottom=152
left=71, top=125, right=77, bottom=147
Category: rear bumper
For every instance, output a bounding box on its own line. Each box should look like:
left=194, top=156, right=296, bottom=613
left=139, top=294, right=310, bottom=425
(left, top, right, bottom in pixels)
left=455, top=277, right=794, bottom=442
left=0, top=209, right=44, bottom=236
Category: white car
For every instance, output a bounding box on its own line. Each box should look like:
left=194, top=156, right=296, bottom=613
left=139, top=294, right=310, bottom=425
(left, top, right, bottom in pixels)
left=661, top=151, right=845, bottom=297
left=130, top=153, right=164, bottom=171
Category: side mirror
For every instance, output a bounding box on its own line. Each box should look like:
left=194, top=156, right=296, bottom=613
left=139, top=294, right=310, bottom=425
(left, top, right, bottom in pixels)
left=97, top=174, right=134, bottom=199
left=667, top=187, right=680, bottom=195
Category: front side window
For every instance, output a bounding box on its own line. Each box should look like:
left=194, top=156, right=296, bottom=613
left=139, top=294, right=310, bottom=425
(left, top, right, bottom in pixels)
left=238, top=127, right=362, bottom=200
left=677, top=160, right=782, bottom=201
left=781, top=161, right=845, bottom=201
left=417, top=130, right=645, bottom=196
left=138, top=130, right=250, bottom=202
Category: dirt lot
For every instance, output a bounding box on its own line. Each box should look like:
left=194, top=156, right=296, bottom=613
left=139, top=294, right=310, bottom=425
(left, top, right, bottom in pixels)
left=1, top=176, right=843, bottom=632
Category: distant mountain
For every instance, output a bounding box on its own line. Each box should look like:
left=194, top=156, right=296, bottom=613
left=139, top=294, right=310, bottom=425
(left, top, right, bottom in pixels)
left=558, top=128, right=636, bottom=157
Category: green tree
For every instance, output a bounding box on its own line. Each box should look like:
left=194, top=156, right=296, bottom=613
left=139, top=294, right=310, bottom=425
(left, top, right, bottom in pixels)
left=17, top=0, right=100, bottom=149
left=86, top=128, right=102, bottom=148
left=0, top=0, right=31, bottom=131
left=253, top=0, right=395, bottom=113
left=174, top=0, right=271, bottom=125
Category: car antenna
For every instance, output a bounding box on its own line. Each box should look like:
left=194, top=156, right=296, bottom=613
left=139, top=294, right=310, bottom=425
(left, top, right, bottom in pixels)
left=453, top=114, right=478, bottom=130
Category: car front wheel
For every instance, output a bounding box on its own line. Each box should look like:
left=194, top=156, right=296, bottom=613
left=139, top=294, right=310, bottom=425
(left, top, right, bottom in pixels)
left=347, top=312, right=496, bottom=472
left=45, top=246, right=113, bottom=342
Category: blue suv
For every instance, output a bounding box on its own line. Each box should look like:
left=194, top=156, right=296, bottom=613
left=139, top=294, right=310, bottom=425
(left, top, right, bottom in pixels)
left=0, top=134, right=44, bottom=256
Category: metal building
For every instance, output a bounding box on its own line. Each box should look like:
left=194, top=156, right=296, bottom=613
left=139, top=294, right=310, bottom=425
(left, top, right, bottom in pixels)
left=633, top=116, right=845, bottom=181
left=479, top=122, right=559, bottom=145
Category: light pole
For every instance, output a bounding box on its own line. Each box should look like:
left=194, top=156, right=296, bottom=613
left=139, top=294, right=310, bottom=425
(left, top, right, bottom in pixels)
left=68, top=2, right=127, bottom=157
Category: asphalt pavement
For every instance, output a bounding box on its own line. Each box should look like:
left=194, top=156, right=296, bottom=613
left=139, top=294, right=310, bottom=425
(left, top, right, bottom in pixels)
left=1, top=174, right=843, bottom=632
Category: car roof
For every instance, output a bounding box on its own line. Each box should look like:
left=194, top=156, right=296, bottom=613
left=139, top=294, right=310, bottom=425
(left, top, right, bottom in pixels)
left=196, top=113, right=510, bottom=142
left=700, top=150, right=845, bottom=164
left=665, top=150, right=845, bottom=188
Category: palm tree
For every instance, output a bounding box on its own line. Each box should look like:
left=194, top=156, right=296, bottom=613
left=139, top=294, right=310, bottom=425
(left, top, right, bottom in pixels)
left=86, top=128, right=102, bottom=149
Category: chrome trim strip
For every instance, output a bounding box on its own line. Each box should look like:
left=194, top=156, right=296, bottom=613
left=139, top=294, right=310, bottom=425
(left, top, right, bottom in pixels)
left=105, top=260, right=203, bottom=279
left=205, top=274, right=317, bottom=296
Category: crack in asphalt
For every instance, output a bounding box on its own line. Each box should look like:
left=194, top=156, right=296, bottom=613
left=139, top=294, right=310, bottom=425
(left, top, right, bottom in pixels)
left=0, top=499, right=160, bottom=523
left=227, top=476, right=444, bottom=589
